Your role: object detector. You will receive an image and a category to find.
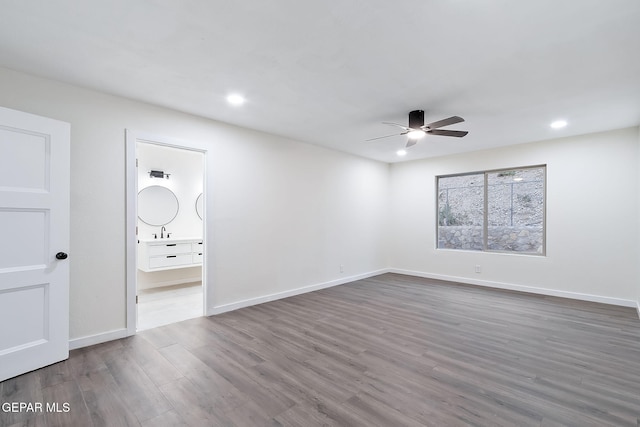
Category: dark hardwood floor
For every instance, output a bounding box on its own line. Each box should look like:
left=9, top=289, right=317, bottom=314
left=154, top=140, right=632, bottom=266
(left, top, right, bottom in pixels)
left=2, top=273, right=640, bottom=426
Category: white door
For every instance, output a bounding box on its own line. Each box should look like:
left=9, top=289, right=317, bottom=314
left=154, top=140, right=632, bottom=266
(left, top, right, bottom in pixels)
left=0, top=106, right=70, bottom=382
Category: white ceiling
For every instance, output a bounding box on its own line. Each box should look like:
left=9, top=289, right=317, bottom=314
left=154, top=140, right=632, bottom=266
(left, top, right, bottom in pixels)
left=1, top=1, right=639, bottom=163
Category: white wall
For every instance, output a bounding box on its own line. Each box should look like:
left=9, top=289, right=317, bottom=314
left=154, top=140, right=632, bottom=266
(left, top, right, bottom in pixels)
left=0, top=66, right=389, bottom=341
left=137, top=143, right=203, bottom=290
left=638, top=126, right=640, bottom=315
left=208, top=130, right=390, bottom=307
left=389, top=127, right=640, bottom=304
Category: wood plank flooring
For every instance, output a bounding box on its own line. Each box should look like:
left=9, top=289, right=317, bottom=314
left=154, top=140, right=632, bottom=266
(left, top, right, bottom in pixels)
left=2, top=273, right=640, bottom=426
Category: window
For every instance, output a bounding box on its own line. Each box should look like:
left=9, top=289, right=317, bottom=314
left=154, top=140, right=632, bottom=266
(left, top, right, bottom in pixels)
left=437, top=166, right=545, bottom=255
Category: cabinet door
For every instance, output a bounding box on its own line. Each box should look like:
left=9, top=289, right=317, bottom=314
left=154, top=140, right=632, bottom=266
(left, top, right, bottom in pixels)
left=192, top=252, right=204, bottom=264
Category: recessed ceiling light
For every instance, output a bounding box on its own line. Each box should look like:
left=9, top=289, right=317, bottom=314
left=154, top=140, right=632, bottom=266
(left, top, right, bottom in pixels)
left=407, top=130, right=426, bottom=140
left=550, top=120, right=567, bottom=129
left=396, top=149, right=407, bottom=156
left=226, top=94, right=245, bottom=106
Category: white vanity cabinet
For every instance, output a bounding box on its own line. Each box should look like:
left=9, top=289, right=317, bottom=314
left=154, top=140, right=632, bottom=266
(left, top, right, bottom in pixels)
left=138, top=238, right=203, bottom=272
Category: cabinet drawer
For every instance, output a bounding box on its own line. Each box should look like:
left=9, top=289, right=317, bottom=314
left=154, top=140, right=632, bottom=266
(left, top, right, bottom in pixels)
left=192, top=252, right=203, bottom=264
left=192, top=241, right=203, bottom=252
left=149, top=254, right=192, bottom=269
left=148, top=243, right=191, bottom=256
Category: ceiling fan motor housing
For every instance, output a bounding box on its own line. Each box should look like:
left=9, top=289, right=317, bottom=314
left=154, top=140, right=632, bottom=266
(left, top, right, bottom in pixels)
left=409, top=110, right=424, bottom=128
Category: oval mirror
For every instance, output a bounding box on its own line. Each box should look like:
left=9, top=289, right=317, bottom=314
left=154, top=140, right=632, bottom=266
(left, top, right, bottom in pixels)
left=138, top=185, right=179, bottom=226
left=195, top=193, right=203, bottom=220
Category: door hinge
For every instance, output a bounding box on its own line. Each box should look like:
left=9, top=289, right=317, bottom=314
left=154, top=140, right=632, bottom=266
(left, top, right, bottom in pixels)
left=136, top=158, right=139, bottom=167
left=136, top=295, right=139, bottom=304
left=136, top=225, right=138, bottom=236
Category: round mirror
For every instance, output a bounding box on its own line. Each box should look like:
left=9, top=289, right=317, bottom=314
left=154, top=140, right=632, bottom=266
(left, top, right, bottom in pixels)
left=138, top=185, right=179, bottom=226
left=195, top=193, right=203, bottom=220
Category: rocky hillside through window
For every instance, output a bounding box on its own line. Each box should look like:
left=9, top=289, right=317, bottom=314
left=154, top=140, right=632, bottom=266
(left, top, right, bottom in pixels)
left=438, top=167, right=545, bottom=254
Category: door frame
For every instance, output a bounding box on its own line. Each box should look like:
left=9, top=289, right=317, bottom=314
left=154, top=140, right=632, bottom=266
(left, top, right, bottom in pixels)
left=125, top=130, right=208, bottom=335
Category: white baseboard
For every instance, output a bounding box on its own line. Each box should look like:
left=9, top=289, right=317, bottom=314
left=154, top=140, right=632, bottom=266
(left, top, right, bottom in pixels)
left=207, top=269, right=388, bottom=316
left=71, top=269, right=640, bottom=350
left=388, top=268, right=638, bottom=308
left=69, top=328, right=129, bottom=350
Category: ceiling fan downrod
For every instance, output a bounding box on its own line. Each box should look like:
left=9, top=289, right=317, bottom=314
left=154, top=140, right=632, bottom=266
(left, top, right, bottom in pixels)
left=408, top=110, right=424, bottom=129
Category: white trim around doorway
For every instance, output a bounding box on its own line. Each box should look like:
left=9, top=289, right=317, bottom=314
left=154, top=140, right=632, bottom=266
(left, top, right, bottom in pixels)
left=125, top=129, right=209, bottom=336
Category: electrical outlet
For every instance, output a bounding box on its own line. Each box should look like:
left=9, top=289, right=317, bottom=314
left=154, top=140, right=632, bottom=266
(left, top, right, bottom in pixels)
left=340, top=264, right=344, bottom=273
left=475, top=265, right=481, bottom=273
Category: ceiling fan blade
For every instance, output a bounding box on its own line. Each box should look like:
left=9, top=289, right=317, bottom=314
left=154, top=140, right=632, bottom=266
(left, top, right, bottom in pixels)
left=427, top=129, right=469, bottom=137
left=364, top=133, right=403, bottom=142
left=406, top=139, right=418, bottom=148
left=424, top=116, right=464, bottom=130
left=382, top=122, right=411, bottom=131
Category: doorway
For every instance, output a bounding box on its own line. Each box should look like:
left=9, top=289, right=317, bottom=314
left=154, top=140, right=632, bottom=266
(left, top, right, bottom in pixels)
left=125, top=131, right=207, bottom=333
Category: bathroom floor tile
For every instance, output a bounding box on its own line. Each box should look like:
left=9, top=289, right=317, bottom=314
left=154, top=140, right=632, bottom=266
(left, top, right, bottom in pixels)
left=137, top=282, right=203, bottom=331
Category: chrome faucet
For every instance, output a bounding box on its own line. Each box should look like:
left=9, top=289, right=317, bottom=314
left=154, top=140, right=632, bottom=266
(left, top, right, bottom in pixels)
left=160, top=226, right=166, bottom=239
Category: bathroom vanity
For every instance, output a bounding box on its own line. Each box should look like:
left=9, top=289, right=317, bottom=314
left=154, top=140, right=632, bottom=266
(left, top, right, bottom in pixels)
left=138, top=237, right=203, bottom=272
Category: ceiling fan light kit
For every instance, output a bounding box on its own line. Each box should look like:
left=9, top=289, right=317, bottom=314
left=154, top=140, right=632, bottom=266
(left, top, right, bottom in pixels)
left=367, top=109, right=469, bottom=149
left=407, top=130, right=426, bottom=140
